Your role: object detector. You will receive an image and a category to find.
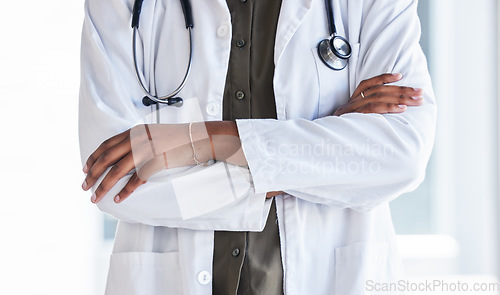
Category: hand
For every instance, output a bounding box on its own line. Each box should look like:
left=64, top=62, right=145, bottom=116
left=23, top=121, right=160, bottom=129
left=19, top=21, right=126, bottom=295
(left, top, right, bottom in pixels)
left=333, top=73, right=423, bottom=116
left=82, top=122, right=246, bottom=204
left=82, top=124, right=197, bottom=204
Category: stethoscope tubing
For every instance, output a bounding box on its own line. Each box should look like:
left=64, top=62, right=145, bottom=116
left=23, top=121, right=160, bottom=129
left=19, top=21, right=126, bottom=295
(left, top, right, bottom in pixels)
left=132, top=0, right=193, bottom=106
left=131, top=0, right=351, bottom=107
left=324, top=0, right=337, bottom=36
left=317, top=0, right=352, bottom=71
left=132, top=26, right=193, bottom=105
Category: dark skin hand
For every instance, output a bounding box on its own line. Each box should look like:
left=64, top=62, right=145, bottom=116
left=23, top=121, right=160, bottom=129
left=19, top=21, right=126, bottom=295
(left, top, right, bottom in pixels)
left=82, top=73, right=422, bottom=203
left=334, top=73, right=423, bottom=116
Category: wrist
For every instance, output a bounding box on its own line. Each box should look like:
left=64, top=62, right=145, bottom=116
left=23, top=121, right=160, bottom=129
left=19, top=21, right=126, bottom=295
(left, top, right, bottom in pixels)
left=205, top=121, right=239, bottom=138
left=204, top=121, right=246, bottom=165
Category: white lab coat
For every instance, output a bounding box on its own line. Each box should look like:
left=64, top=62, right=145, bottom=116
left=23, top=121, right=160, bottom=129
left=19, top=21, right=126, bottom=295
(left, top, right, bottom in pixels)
left=79, top=0, right=436, bottom=294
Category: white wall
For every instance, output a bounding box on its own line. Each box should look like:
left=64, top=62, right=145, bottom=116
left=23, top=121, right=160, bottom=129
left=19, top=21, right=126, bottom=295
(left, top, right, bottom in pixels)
left=0, top=1, right=101, bottom=294
left=394, top=0, right=499, bottom=279
left=430, top=0, right=498, bottom=276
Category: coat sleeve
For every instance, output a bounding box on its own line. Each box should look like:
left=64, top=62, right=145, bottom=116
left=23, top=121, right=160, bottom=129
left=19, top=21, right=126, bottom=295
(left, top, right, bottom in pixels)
left=236, top=0, right=437, bottom=211
left=78, top=0, right=268, bottom=230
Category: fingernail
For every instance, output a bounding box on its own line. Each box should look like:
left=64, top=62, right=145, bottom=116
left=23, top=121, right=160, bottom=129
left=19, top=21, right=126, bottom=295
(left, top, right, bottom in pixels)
left=91, top=194, right=96, bottom=203
left=413, top=88, right=423, bottom=92
left=412, top=96, right=423, bottom=100
left=114, top=195, right=120, bottom=203
left=82, top=180, right=88, bottom=190
left=83, top=164, right=88, bottom=173
left=398, top=105, right=407, bottom=109
left=393, top=73, right=402, bottom=79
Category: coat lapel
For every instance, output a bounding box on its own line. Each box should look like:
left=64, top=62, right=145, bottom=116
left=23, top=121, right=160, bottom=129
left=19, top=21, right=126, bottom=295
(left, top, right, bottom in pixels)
left=274, top=0, right=314, bottom=64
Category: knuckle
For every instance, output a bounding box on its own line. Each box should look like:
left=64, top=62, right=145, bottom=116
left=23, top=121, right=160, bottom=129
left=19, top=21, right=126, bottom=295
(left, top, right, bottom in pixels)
left=401, top=86, right=414, bottom=94
left=372, top=103, right=383, bottom=112
left=359, top=79, right=370, bottom=88
left=109, top=165, right=121, bottom=176
left=100, top=151, right=111, bottom=162
left=87, top=155, right=95, bottom=164
left=101, top=138, right=112, bottom=149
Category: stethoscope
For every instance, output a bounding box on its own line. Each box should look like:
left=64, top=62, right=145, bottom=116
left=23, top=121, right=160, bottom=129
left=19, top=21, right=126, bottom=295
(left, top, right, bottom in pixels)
left=132, top=0, right=193, bottom=107
left=132, top=0, right=351, bottom=107
left=317, top=0, right=352, bottom=71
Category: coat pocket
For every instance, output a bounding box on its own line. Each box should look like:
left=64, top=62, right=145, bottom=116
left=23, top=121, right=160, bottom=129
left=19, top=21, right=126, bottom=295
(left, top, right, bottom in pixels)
left=311, top=43, right=361, bottom=118
left=105, top=251, right=183, bottom=295
left=334, top=242, right=399, bottom=295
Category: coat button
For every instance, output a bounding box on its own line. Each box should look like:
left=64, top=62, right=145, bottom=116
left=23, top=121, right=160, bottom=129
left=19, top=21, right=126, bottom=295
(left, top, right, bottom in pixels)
left=236, top=39, right=246, bottom=48
left=206, top=102, right=220, bottom=116
left=235, top=91, right=245, bottom=100
left=216, top=25, right=229, bottom=38
left=198, top=271, right=212, bottom=285
left=231, top=248, right=240, bottom=257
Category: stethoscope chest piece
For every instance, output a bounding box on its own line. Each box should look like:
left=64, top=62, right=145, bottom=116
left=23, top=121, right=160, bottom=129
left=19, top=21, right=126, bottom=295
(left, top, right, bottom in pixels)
left=142, top=96, right=184, bottom=107
left=318, top=35, right=352, bottom=71
left=318, top=0, right=352, bottom=71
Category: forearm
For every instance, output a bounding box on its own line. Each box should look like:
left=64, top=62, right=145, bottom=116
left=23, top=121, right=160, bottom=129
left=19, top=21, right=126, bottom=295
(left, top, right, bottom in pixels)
left=94, top=166, right=270, bottom=230
left=236, top=100, right=435, bottom=211
left=198, top=121, right=247, bottom=166
left=190, top=121, right=281, bottom=199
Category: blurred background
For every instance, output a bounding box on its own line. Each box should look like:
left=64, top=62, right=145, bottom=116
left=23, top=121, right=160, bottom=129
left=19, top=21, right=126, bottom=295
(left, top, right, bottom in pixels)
left=0, top=0, right=498, bottom=294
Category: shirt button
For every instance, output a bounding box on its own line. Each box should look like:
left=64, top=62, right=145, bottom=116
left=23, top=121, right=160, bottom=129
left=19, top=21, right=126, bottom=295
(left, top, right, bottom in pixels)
left=232, top=248, right=241, bottom=257
left=206, top=102, right=220, bottom=116
left=198, top=271, right=212, bottom=285
left=216, top=25, right=229, bottom=38
left=236, top=39, right=246, bottom=48
left=235, top=91, right=245, bottom=100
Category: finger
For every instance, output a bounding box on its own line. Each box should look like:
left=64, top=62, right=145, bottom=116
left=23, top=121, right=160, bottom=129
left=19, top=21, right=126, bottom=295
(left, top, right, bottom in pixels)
left=83, top=138, right=131, bottom=190
left=114, top=172, right=147, bottom=204
left=83, top=131, right=128, bottom=174
left=356, top=103, right=408, bottom=114
left=333, top=104, right=353, bottom=116
left=91, top=154, right=136, bottom=203
left=363, top=85, right=423, bottom=100
left=352, top=73, right=403, bottom=98
left=334, top=92, right=422, bottom=116
left=114, top=155, right=167, bottom=203
left=349, top=92, right=424, bottom=112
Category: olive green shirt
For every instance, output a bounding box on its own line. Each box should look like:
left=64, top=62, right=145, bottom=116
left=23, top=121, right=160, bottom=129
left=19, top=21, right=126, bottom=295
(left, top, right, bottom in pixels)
left=213, top=0, right=283, bottom=294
